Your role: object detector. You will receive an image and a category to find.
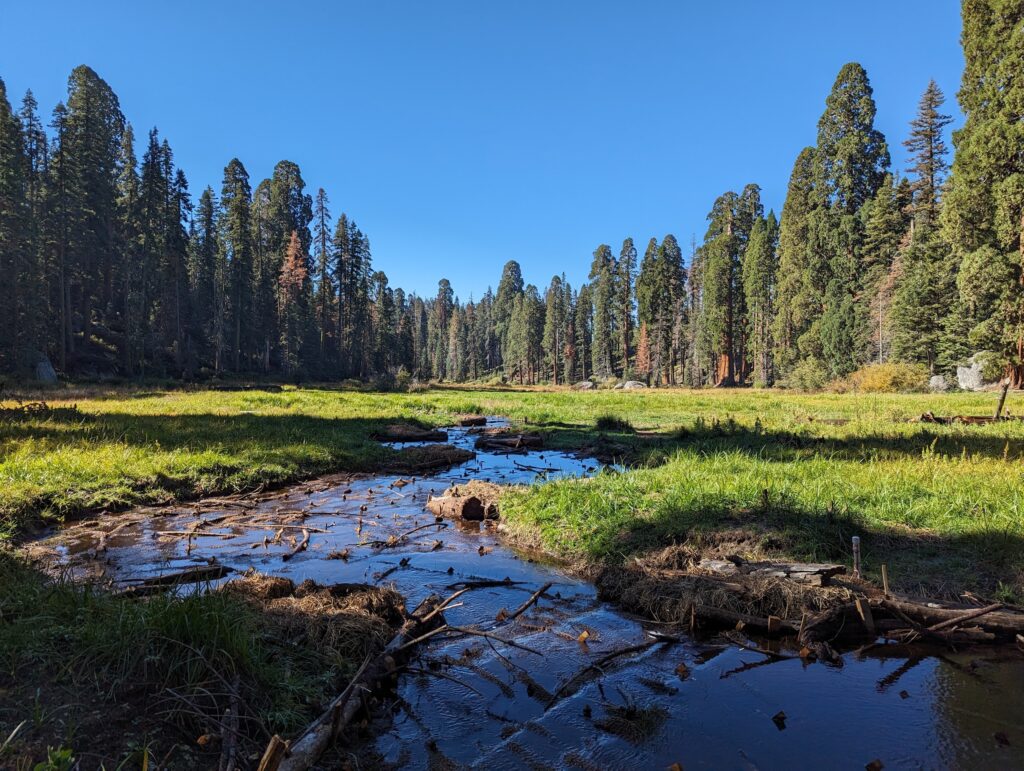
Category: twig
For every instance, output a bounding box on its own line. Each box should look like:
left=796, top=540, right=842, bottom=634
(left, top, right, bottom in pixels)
left=508, top=582, right=553, bottom=621
left=281, top=529, right=310, bottom=561
left=402, top=666, right=485, bottom=697
left=446, top=626, right=545, bottom=656
left=546, top=640, right=663, bottom=708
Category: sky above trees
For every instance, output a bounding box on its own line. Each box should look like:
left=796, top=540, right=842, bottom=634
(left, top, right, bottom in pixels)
left=0, top=0, right=964, bottom=299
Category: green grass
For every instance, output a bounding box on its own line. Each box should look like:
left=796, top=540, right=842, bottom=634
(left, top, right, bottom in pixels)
left=3, top=383, right=1023, bottom=597
left=0, top=551, right=364, bottom=767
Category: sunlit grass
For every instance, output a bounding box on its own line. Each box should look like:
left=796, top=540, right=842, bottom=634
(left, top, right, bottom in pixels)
left=2, top=383, right=1023, bottom=596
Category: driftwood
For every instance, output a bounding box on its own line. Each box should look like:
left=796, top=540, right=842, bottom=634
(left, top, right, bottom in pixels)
left=474, top=433, right=543, bottom=453
left=119, top=565, right=233, bottom=596
left=260, top=596, right=443, bottom=771
left=426, top=494, right=486, bottom=521
left=508, top=582, right=553, bottom=621
left=457, top=415, right=487, bottom=427
left=281, top=529, right=310, bottom=561
left=698, top=557, right=845, bottom=587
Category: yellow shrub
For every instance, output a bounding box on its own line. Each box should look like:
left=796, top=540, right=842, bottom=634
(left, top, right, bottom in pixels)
left=847, top=363, right=929, bottom=393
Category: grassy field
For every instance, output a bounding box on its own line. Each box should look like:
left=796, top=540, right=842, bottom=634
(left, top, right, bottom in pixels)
left=2, top=383, right=1023, bottom=598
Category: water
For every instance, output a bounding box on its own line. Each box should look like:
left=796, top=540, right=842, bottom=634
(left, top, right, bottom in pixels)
left=27, top=420, right=1024, bottom=770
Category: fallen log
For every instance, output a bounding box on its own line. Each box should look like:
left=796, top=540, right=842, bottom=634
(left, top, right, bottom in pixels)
left=262, top=596, right=442, bottom=771
left=426, top=494, right=486, bottom=521
left=875, top=598, right=1024, bottom=641
left=119, top=564, right=233, bottom=596
left=457, top=415, right=487, bottom=427
left=474, top=433, right=543, bottom=452
left=693, top=604, right=799, bottom=637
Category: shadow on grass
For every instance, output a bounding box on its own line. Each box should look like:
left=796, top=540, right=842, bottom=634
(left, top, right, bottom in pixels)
left=526, top=417, right=1024, bottom=466
left=595, top=489, right=1023, bottom=600
left=0, top=411, right=452, bottom=536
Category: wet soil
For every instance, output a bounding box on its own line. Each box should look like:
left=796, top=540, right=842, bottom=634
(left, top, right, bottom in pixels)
left=25, top=420, right=1024, bottom=769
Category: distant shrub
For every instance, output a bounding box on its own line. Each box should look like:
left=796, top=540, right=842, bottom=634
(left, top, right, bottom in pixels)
left=971, top=351, right=1004, bottom=383
left=595, top=414, right=634, bottom=432
left=846, top=363, right=929, bottom=393
left=778, top=358, right=829, bottom=391
left=407, top=380, right=431, bottom=393
left=394, top=367, right=413, bottom=392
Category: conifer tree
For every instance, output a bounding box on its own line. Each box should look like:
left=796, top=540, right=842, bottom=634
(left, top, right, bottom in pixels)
left=542, top=274, right=565, bottom=383
left=616, top=238, right=636, bottom=375
left=219, top=158, right=254, bottom=371
left=772, top=147, right=818, bottom=377
left=0, top=78, right=28, bottom=372
left=742, top=212, right=779, bottom=386
left=941, top=0, right=1024, bottom=385
left=904, top=80, right=953, bottom=229
left=494, top=260, right=524, bottom=377
left=278, top=230, right=309, bottom=376
left=312, top=188, right=334, bottom=370
left=588, top=244, right=616, bottom=379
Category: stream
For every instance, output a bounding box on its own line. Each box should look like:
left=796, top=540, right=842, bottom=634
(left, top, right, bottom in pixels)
left=28, top=419, right=1024, bottom=769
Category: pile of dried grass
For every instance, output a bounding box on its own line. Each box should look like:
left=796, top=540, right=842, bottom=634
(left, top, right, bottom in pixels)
left=223, top=573, right=404, bottom=660
left=596, top=562, right=853, bottom=626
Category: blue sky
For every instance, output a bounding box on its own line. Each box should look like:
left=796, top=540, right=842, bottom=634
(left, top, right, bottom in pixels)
left=0, top=0, right=963, bottom=300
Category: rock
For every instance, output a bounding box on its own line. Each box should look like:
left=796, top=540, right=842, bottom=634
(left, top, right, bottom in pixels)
left=622, top=380, right=647, bottom=390
left=957, top=362, right=985, bottom=391
left=613, top=382, right=624, bottom=390
left=929, top=375, right=949, bottom=392
left=34, top=355, right=57, bottom=384
left=574, top=380, right=596, bottom=390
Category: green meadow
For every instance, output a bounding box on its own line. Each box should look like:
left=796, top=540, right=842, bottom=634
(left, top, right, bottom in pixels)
left=2, top=384, right=1022, bottom=597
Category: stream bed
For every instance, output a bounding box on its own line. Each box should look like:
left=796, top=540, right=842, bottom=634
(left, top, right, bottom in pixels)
left=27, top=420, right=1024, bottom=770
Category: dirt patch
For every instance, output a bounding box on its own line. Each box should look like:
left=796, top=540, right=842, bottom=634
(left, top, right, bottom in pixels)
left=385, top=443, right=475, bottom=473
left=374, top=423, right=449, bottom=442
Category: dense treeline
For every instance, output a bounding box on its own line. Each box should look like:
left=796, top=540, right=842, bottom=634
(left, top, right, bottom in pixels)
left=1, top=4, right=1021, bottom=387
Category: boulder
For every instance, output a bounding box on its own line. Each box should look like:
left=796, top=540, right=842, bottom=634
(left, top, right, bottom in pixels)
left=929, top=375, right=949, bottom=393
left=622, top=380, right=647, bottom=390
left=35, top=355, right=58, bottom=384
left=957, top=362, right=985, bottom=392
left=574, top=380, right=596, bottom=390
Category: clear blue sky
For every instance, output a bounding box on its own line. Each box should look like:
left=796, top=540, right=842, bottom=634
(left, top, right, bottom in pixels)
left=0, top=0, right=964, bottom=300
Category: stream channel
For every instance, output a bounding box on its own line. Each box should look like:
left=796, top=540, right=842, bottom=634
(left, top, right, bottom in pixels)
left=29, top=419, right=1024, bottom=770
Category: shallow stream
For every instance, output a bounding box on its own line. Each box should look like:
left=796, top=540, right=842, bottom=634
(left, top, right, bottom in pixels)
left=29, top=420, right=1024, bottom=769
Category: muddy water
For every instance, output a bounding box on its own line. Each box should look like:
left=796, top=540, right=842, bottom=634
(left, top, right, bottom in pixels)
left=29, top=420, right=1024, bottom=770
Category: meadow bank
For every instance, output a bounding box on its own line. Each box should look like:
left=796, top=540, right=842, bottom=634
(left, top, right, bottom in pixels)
left=2, top=384, right=1022, bottom=598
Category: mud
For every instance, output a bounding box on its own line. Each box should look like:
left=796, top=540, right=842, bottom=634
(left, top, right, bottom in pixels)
left=25, top=418, right=1024, bottom=769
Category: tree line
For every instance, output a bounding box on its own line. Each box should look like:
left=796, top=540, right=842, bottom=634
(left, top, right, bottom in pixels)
left=1, top=4, right=1021, bottom=387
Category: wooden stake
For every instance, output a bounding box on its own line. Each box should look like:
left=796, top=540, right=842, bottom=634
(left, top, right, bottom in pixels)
left=855, top=597, right=876, bottom=636
left=881, top=564, right=890, bottom=597
left=852, top=536, right=862, bottom=579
